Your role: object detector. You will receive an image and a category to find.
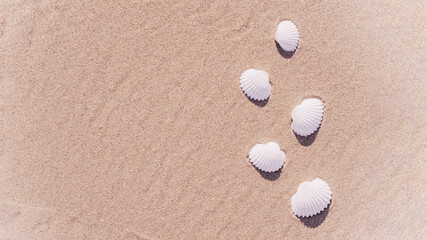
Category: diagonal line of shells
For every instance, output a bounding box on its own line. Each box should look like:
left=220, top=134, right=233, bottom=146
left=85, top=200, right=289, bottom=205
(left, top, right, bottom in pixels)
left=241, top=21, right=331, bottom=219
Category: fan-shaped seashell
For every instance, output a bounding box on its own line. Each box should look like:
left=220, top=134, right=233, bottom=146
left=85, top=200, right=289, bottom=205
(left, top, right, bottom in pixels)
left=240, top=69, right=271, bottom=101
left=249, top=142, right=285, bottom=172
left=275, top=21, right=299, bottom=52
left=291, top=98, right=324, bottom=137
left=291, top=178, right=332, bottom=218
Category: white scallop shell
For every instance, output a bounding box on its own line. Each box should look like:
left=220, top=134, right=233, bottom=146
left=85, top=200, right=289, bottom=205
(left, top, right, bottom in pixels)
left=291, top=98, right=324, bottom=137
left=291, top=178, right=332, bottom=217
left=240, top=69, right=271, bottom=101
left=275, top=21, right=299, bottom=52
left=249, top=142, right=285, bottom=172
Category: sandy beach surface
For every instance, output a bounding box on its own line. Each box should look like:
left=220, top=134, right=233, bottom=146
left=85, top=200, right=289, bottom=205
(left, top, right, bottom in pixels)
left=1, top=1, right=426, bottom=239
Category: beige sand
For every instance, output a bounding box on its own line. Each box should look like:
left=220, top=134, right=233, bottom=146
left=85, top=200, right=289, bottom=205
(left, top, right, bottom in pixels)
left=1, top=1, right=426, bottom=239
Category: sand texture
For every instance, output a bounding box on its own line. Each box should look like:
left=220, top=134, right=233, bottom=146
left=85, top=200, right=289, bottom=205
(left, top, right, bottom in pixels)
left=1, top=0, right=426, bottom=239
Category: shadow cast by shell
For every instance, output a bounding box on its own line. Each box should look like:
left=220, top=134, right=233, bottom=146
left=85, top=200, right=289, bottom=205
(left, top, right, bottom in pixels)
left=253, top=165, right=282, bottom=181
left=248, top=96, right=269, bottom=107
left=275, top=41, right=296, bottom=59
left=293, top=124, right=321, bottom=147
left=297, top=200, right=331, bottom=228
left=242, top=89, right=269, bottom=107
